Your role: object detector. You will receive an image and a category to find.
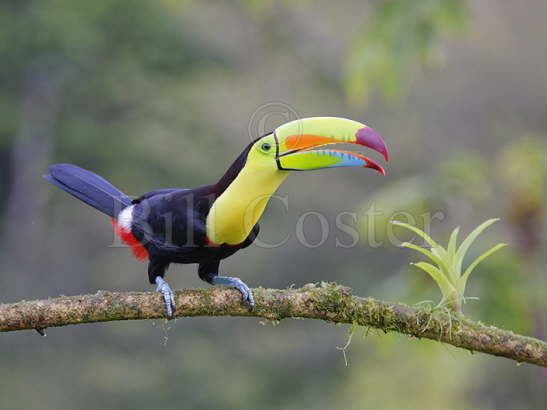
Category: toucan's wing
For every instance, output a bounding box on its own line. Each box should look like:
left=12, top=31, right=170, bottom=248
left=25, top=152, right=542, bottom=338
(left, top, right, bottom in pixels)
left=131, top=189, right=206, bottom=253
left=132, top=188, right=190, bottom=204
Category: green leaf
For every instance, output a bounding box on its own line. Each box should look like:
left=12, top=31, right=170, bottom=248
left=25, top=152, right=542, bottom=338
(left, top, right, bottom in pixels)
left=459, top=243, right=507, bottom=291
left=446, top=226, right=460, bottom=280
left=455, top=218, right=500, bottom=272
left=400, top=242, right=439, bottom=263
left=400, top=242, right=450, bottom=277
left=391, top=220, right=447, bottom=259
left=412, top=262, right=455, bottom=299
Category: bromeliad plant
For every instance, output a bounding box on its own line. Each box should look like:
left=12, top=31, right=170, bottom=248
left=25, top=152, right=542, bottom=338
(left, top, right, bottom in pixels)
left=392, top=219, right=506, bottom=314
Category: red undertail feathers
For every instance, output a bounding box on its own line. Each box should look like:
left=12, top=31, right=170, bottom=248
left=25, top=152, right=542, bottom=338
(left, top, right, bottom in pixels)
left=111, top=219, right=148, bottom=261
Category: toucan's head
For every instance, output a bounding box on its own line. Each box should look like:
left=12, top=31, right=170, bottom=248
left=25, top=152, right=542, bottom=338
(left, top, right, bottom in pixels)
left=209, top=117, right=389, bottom=245
left=245, top=117, right=389, bottom=176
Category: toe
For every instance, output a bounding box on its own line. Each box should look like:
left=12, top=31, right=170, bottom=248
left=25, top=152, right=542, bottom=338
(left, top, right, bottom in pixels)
left=240, top=288, right=249, bottom=303
left=247, top=292, right=255, bottom=310
left=237, top=281, right=249, bottom=301
left=163, top=294, right=173, bottom=317
left=237, top=282, right=254, bottom=310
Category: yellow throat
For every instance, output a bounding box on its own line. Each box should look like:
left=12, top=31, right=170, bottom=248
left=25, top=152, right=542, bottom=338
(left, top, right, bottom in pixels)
left=206, top=150, right=288, bottom=245
left=206, top=166, right=288, bottom=245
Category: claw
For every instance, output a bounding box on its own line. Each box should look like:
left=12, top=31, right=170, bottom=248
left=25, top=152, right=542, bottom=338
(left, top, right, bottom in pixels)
left=155, top=277, right=176, bottom=318
left=212, top=276, right=255, bottom=310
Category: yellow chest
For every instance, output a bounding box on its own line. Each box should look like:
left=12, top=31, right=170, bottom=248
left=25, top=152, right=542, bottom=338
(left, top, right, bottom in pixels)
left=206, top=167, right=288, bottom=245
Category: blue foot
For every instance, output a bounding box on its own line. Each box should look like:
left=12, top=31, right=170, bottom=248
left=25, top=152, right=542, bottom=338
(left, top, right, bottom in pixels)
left=212, top=276, right=255, bottom=310
left=155, top=277, right=176, bottom=318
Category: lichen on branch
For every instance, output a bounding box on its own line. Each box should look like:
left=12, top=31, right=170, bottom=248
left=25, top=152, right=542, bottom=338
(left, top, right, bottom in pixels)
left=0, top=283, right=545, bottom=368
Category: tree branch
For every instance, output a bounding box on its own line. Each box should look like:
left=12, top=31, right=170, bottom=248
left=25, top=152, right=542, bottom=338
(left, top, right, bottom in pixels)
left=1, top=283, right=545, bottom=367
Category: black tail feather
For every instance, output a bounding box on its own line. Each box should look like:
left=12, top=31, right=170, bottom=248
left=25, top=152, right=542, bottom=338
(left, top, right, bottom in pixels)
left=44, top=164, right=131, bottom=218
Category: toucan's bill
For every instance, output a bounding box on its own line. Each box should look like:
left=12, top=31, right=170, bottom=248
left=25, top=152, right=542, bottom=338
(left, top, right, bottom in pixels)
left=271, top=117, right=388, bottom=175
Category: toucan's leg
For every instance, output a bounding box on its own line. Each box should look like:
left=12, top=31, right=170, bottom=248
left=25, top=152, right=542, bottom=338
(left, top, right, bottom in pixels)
left=198, top=261, right=255, bottom=310
left=155, top=277, right=176, bottom=318
left=148, top=261, right=175, bottom=318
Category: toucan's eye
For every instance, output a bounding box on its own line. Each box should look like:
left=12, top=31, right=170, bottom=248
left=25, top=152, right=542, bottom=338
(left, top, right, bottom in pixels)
left=260, top=142, right=272, bottom=152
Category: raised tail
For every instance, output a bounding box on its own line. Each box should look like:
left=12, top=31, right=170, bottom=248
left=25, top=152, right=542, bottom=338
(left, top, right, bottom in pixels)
left=44, top=164, right=132, bottom=218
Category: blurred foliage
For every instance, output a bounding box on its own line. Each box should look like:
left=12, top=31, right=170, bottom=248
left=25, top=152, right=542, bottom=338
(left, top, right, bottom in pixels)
left=358, top=154, right=492, bottom=244
left=1, top=1, right=547, bottom=410
left=498, top=137, right=547, bottom=253
left=0, top=0, right=229, bottom=190
left=335, top=336, right=488, bottom=410
left=471, top=249, right=533, bottom=334
left=499, top=137, right=547, bottom=206
left=346, top=0, right=468, bottom=104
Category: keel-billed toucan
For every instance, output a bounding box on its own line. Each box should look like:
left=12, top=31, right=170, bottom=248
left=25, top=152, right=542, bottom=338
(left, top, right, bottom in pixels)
left=45, top=117, right=388, bottom=317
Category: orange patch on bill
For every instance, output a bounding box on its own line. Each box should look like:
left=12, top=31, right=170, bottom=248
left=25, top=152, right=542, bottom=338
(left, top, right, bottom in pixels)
left=284, top=134, right=341, bottom=150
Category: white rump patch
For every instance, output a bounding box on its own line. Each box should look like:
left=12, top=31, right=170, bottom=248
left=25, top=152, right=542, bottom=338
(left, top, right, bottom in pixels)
left=118, top=205, right=135, bottom=231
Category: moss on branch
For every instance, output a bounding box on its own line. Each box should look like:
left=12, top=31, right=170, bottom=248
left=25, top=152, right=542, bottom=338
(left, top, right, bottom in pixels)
left=0, top=283, right=545, bottom=367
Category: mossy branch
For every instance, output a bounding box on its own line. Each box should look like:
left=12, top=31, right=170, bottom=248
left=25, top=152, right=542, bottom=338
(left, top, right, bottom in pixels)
left=0, top=283, right=545, bottom=367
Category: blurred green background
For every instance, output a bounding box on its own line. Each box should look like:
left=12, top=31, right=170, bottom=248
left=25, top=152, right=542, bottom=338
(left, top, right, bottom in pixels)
left=1, top=1, right=546, bottom=409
